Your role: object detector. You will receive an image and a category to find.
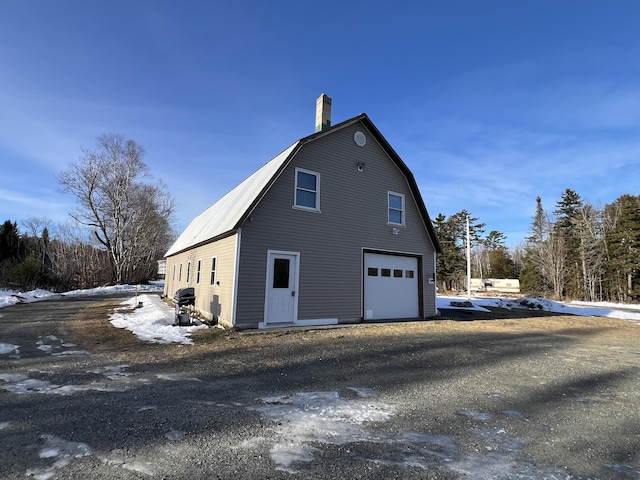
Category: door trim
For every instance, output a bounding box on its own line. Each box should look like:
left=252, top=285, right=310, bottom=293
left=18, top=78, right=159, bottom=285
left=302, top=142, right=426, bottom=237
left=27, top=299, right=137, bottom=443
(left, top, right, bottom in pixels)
left=362, top=249, right=424, bottom=320
left=262, top=250, right=300, bottom=327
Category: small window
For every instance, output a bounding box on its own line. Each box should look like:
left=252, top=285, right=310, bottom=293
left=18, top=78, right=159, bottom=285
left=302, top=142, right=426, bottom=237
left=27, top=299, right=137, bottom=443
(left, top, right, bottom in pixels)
left=388, top=192, right=404, bottom=225
left=367, top=267, right=378, bottom=276
left=394, top=269, right=403, bottom=278
left=178, top=263, right=183, bottom=282
left=196, top=259, right=202, bottom=284
left=186, top=261, right=191, bottom=283
left=273, top=258, right=290, bottom=288
left=381, top=268, right=391, bottom=277
left=294, top=168, right=320, bottom=211
left=172, top=264, right=176, bottom=281
left=405, top=270, right=414, bottom=279
left=210, top=257, right=217, bottom=285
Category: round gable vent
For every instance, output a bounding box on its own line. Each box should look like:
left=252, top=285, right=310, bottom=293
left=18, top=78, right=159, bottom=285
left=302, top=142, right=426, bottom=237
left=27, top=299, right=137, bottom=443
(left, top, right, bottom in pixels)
left=354, top=131, right=367, bottom=147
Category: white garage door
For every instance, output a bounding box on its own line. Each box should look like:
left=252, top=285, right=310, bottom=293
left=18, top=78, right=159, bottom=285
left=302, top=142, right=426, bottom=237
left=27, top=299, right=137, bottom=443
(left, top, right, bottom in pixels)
left=364, top=253, right=420, bottom=320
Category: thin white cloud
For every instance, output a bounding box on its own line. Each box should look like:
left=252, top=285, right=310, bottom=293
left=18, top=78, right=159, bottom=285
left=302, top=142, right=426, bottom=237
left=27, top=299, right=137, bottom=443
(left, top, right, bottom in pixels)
left=0, top=188, right=73, bottom=224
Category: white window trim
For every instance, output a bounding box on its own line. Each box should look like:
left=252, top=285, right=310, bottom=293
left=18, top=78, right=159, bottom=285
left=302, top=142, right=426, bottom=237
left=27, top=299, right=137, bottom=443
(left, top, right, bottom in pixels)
left=196, top=259, right=202, bottom=284
left=178, top=263, right=183, bottom=282
left=210, top=255, right=218, bottom=286
left=388, top=191, right=405, bottom=226
left=293, top=167, right=321, bottom=212
left=186, top=261, right=191, bottom=283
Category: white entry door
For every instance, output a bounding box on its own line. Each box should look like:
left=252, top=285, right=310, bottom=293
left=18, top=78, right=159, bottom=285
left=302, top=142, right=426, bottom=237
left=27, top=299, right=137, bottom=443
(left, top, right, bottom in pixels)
left=265, top=251, right=299, bottom=325
left=364, top=252, right=420, bottom=320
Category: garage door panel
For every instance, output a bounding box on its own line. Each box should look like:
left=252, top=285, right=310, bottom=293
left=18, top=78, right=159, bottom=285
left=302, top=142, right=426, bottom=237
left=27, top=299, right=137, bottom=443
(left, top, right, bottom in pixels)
left=364, top=253, right=419, bottom=320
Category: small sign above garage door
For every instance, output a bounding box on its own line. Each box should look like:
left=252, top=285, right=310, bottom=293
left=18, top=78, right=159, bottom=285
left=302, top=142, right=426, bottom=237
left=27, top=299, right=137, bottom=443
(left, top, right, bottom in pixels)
left=364, top=252, right=420, bottom=320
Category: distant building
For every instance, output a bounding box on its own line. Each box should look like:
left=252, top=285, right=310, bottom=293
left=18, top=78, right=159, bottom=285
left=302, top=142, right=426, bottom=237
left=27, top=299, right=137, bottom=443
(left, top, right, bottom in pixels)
left=157, top=259, right=166, bottom=279
left=471, top=278, right=520, bottom=294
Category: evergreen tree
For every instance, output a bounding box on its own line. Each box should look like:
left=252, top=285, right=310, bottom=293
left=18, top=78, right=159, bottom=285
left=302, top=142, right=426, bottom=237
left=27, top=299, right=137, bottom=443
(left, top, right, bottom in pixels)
left=522, top=197, right=548, bottom=295
left=9, top=253, right=45, bottom=290
left=554, top=189, right=583, bottom=298
left=519, top=256, right=545, bottom=296
left=433, top=213, right=465, bottom=291
left=483, top=230, right=507, bottom=251
left=0, top=220, right=23, bottom=287
left=554, top=189, right=583, bottom=233
left=488, top=247, right=515, bottom=278
left=475, top=230, right=514, bottom=279
left=605, top=194, right=640, bottom=301
left=433, top=210, right=485, bottom=291
left=0, top=220, right=21, bottom=262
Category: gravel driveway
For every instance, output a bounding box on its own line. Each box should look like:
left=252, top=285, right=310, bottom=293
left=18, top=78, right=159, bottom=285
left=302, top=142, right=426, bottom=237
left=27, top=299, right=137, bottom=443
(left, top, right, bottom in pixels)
left=1, top=295, right=639, bottom=479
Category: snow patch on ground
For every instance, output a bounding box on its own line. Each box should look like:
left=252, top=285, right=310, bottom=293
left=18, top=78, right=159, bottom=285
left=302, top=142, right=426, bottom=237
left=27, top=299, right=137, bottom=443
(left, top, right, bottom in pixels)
left=109, top=294, right=207, bottom=344
left=0, top=365, right=143, bottom=396
left=0, top=343, right=19, bottom=355
left=437, top=295, right=640, bottom=324
left=249, top=390, right=394, bottom=473
left=0, top=283, right=163, bottom=309
left=0, top=372, right=130, bottom=395
left=35, top=335, right=91, bottom=356
left=26, top=434, right=92, bottom=480
left=246, top=389, right=597, bottom=478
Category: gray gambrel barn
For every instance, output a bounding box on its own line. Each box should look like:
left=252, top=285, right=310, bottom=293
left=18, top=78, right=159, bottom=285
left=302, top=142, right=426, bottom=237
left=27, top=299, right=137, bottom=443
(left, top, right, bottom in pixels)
left=163, top=95, right=441, bottom=329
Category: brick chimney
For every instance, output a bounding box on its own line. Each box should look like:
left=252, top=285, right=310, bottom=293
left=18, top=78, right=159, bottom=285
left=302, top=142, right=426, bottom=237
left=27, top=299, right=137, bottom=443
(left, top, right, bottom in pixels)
left=315, top=93, right=332, bottom=132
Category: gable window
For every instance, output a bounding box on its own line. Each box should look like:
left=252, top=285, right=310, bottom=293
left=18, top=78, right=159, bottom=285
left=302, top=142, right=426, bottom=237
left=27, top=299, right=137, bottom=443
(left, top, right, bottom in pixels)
left=196, top=259, right=202, bottom=284
left=294, top=168, right=320, bottom=211
left=388, top=192, right=405, bottom=226
left=210, top=256, right=217, bottom=285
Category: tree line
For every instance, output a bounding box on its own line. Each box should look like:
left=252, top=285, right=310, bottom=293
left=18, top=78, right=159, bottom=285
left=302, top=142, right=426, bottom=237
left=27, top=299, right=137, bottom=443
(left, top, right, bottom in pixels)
left=3, top=132, right=638, bottom=304
left=434, top=188, right=640, bottom=303
left=0, top=134, right=176, bottom=292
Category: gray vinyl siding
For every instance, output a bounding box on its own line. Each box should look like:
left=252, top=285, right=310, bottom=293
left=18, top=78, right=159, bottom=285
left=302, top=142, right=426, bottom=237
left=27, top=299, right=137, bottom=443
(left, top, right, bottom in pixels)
left=236, top=121, right=437, bottom=327
left=164, top=234, right=237, bottom=327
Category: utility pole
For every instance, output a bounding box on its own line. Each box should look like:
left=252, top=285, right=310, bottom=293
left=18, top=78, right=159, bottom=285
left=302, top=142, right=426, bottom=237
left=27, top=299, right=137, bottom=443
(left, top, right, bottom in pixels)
left=466, top=214, right=471, bottom=299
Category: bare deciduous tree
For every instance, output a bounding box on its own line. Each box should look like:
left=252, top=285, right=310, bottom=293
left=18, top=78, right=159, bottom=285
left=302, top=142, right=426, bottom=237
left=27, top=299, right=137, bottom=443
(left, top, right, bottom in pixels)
left=48, top=221, right=111, bottom=290
left=574, top=202, right=606, bottom=301
left=58, top=134, right=175, bottom=284
left=525, top=197, right=568, bottom=300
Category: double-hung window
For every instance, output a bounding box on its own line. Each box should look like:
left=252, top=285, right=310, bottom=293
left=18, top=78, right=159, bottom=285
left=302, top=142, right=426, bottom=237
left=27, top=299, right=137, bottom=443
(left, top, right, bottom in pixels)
left=294, top=168, right=320, bottom=211
left=210, top=256, right=217, bottom=285
left=388, top=192, right=405, bottom=226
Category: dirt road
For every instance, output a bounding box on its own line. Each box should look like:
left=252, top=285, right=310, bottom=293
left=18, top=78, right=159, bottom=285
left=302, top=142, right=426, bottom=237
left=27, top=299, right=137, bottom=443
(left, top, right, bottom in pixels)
left=1, top=296, right=639, bottom=479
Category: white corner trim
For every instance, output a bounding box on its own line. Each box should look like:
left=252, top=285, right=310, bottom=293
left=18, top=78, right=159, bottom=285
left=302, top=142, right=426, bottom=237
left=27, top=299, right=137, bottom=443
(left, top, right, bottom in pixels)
left=231, top=229, right=242, bottom=327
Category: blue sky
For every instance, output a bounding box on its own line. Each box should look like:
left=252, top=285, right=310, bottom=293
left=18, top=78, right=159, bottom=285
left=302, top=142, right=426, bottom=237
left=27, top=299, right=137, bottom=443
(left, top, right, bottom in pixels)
left=1, top=1, right=639, bottom=247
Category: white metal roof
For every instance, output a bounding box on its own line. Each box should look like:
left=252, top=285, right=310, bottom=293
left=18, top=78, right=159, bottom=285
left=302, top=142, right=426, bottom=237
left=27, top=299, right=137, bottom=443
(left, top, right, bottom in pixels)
left=164, top=141, right=300, bottom=257
left=164, top=112, right=442, bottom=257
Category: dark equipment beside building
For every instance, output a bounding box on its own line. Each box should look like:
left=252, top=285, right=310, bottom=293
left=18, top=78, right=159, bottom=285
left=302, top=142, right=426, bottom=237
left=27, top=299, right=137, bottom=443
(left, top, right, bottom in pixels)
left=173, top=288, right=195, bottom=326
